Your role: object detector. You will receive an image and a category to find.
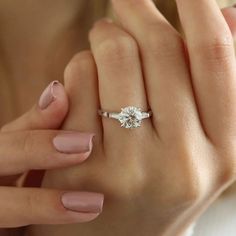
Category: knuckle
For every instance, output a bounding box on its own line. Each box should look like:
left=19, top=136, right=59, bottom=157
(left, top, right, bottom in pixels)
left=95, top=36, right=138, bottom=64
left=194, top=34, right=234, bottom=64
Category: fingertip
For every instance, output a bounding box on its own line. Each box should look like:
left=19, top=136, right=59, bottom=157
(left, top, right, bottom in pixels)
left=0, top=81, right=69, bottom=132
left=38, top=80, right=59, bottom=110
left=37, top=81, right=69, bottom=128
left=38, top=81, right=68, bottom=112
left=60, top=191, right=104, bottom=223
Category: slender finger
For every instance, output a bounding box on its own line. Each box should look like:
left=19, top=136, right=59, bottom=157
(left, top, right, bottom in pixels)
left=63, top=51, right=101, bottom=138
left=111, top=0, right=201, bottom=140
left=0, top=81, right=69, bottom=187
left=175, top=0, right=236, bottom=141
left=89, top=19, right=152, bottom=143
left=0, top=187, right=104, bottom=227
left=0, top=130, right=94, bottom=176
left=1, top=81, right=69, bottom=132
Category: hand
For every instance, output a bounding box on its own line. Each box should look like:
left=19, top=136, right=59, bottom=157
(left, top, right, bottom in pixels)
left=29, top=1, right=236, bottom=236
left=0, top=81, right=103, bottom=233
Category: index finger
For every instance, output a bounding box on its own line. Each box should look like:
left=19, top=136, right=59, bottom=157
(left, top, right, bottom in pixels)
left=0, top=187, right=104, bottom=227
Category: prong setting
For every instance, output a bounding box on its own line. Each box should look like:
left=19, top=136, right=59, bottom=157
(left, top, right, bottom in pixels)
left=118, top=106, right=143, bottom=129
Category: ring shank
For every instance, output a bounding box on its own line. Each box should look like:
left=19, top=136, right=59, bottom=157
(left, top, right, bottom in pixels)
left=98, top=109, right=152, bottom=120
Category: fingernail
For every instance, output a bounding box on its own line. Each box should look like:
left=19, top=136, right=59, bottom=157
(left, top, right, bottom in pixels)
left=62, top=192, right=104, bottom=213
left=53, top=132, right=94, bottom=154
left=38, top=80, right=61, bottom=110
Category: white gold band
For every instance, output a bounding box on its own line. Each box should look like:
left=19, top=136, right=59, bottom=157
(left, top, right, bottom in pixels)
left=98, top=110, right=152, bottom=119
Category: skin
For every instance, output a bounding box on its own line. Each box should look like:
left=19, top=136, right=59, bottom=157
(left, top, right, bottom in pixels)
left=0, top=0, right=236, bottom=236
left=0, top=83, right=104, bottom=236
left=26, top=0, right=236, bottom=235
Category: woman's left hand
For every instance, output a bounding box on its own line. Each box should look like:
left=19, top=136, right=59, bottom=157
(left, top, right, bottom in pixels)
left=32, top=1, right=236, bottom=235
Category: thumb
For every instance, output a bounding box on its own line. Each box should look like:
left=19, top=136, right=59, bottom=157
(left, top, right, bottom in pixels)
left=222, top=6, right=236, bottom=37
left=1, top=81, right=69, bottom=132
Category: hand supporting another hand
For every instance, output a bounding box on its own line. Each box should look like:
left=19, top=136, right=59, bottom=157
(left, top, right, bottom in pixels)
left=0, top=81, right=104, bottom=231
left=28, top=1, right=236, bottom=236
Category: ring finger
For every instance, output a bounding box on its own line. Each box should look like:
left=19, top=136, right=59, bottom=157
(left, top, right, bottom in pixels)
left=89, top=19, right=152, bottom=144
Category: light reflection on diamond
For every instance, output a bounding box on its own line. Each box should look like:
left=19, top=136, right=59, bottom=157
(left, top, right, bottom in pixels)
left=118, top=106, right=143, bottom=129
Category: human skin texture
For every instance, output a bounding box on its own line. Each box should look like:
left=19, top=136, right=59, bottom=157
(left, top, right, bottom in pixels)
left=0, top=0, right=234, bottom=123
left=0, top=81, right=105, bottom=236
left=0, top=0, right=235, bottom=235
left=25, top=0, right=236, bottom=236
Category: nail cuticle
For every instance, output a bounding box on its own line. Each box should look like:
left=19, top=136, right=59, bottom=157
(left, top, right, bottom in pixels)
left=50, top=80, right=60, bottom=100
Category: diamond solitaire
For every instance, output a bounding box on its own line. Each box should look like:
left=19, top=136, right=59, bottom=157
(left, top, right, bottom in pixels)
left=119, top=106, right=143, bottom=128
left=98, top=106, right=152, bottom=129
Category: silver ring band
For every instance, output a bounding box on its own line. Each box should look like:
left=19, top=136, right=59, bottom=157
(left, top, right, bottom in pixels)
left=98, top=110, right=152, bottom=119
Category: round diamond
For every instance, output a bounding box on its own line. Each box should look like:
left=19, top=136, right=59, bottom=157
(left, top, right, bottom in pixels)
left=118, top=106, right=143, bottom=129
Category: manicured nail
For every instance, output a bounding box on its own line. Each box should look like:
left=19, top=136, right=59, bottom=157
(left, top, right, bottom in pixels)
left=61, top=192, right=104, bottom=213
left=38, top=80, right=60, bottom=110
left=53, top=132, right=94, bottom=154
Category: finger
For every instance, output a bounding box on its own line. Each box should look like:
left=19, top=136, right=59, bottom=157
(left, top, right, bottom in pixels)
left=222, top=6, right=236, bottom=37
left=63, top=51, right=101, bottom=138
left=175, top=0, right=236, bottom=141
left=1, top=81, right=69, bottom=132
left=89, top=19, right=152, bottom=143
left=111, top=0, right=201, bottom=140
left=0, top=187, right=104, bottom=227
left=0, top=130, right=94, bottom=176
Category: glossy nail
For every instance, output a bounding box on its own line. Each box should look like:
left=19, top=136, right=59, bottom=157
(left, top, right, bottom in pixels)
left=53, top=132, right=94, bottom=154
left=61, top=192, right=104, bottom=213
left=38, top=80, right=61, bottom=110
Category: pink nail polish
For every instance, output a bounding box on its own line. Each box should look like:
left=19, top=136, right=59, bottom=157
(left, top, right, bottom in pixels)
left=61, top=192, right=104, bottom=213
left=53, top=132, right=94, bottom=154
left=38, top=80, right=60, bottom=110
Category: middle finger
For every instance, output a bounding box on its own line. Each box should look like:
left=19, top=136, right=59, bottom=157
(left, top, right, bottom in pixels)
left=112, top=0, right=203, bottom=141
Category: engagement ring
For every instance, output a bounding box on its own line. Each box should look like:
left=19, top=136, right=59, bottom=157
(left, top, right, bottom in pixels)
left=98, top=106, right=152, bottom=129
